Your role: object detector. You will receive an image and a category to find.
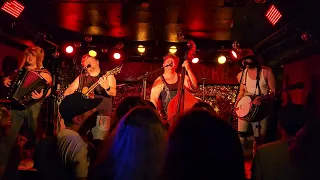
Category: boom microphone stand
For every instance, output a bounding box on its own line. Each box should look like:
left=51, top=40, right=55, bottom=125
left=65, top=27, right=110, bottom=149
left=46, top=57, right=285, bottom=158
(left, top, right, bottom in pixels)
left=137, top=62, right=173, bottom=100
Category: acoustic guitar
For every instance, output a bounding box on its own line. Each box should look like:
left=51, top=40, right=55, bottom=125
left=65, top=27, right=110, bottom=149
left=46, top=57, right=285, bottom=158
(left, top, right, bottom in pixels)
left=81, top=64, right=123, bottom=99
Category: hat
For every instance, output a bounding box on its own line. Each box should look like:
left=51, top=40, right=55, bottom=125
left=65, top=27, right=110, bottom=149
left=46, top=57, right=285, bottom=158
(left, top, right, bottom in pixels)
left=59, top=92, right=103, bottom=123
left=238, top=49, right=254, bottom=61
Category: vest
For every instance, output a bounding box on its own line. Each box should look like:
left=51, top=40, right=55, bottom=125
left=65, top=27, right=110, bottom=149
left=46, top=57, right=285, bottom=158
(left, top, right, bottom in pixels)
left=159, top=75, right=180, bottom=116
left=243, top=68, right=269, bottom=96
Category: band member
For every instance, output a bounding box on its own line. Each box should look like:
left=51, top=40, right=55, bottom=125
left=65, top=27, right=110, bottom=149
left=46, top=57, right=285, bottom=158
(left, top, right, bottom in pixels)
left=150, top=53, right=198, bottom=118
left=235, top=49, right=276, bottom=147
left=1, top=46, right=52, bottom=163
left=63, top=54, right=116, bottom=140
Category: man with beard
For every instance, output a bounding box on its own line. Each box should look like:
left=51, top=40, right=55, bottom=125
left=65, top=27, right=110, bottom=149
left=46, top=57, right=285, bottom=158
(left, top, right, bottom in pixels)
left=1, top=46, right=52, bottom=171
left=64, top=54, right=116, bottom=141
left=235, top=49, right=276, bottom=148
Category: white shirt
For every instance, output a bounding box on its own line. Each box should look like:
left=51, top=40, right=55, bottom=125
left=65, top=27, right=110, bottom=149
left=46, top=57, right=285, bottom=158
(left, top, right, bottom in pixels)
left=243, top=68, right=270, bottom=96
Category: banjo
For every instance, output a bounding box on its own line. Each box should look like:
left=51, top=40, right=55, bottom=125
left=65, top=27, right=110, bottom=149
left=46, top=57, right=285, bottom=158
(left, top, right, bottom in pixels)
left=235, top=82, right=304, bottom=122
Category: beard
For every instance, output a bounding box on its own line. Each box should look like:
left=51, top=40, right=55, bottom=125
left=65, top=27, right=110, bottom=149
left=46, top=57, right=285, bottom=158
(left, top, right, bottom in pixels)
left=244, top=61, right=256, bottom=69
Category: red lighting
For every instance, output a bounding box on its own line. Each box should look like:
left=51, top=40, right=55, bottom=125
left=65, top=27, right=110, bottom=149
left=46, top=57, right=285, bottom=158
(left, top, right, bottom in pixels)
left=113, top=53, right=121, bottom=59
left=1, top=0, right=25, bottom=18
left=66, top=46, right=73, bottom=53
left=191, top=58, right=199, bottom=64
left=265, top=5, right=282, bottom=25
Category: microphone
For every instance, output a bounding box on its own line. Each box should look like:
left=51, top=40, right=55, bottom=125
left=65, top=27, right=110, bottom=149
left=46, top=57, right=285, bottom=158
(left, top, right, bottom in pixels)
left=84, top=64, right=91, bottom=69
left=164, top=61, right=173, bottom=68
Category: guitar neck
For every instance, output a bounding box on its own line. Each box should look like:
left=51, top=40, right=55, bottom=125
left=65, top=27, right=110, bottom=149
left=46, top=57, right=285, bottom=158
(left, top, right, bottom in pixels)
left=85, top=81, right=99, bottom=95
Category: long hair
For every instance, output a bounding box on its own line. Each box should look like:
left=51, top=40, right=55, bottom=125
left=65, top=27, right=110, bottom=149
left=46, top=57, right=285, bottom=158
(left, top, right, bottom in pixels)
left=109, top=106, right=166, bottom=180
left=111, top=96, right=147, bottom=132
left=164, top=109, right=245, bottom=180
left=20, top=46, right=45, bottom=69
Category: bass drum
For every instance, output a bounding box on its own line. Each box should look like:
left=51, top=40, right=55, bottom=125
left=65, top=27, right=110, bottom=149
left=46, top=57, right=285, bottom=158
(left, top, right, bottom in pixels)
left=235, top=96, right=260, bottom=122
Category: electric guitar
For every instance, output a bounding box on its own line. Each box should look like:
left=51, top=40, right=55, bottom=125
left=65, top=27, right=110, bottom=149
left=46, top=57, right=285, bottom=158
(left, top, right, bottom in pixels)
left=81, top=64, right=123, bottom=99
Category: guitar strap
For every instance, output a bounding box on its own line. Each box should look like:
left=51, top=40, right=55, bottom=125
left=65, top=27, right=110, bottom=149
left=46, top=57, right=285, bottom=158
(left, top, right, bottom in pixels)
left=255, top=67, right=262, bottom=96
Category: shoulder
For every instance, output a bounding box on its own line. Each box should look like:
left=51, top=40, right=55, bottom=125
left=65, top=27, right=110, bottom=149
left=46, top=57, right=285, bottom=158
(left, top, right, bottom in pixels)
left=257, top=140, right=288, bottom=154
left=152, top=76, right=164, bottom=87
left=261, top=66, right=272, bottom=72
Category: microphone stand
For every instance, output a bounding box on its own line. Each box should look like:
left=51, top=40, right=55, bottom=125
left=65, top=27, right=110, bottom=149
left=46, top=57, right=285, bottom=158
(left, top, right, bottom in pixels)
left=201, top=78, right=207, bottom=100
left=137, top=63, right=172, bottom=100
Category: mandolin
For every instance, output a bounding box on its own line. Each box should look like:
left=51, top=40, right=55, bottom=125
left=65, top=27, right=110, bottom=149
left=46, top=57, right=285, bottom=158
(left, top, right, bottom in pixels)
left=81, top=64, right=123, bottom=99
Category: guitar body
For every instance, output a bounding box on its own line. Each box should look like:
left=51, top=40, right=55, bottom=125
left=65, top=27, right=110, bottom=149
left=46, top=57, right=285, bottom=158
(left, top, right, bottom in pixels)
left=81, top=86, right=95, bottom=99
left=167, top=90, right=198, bottom=123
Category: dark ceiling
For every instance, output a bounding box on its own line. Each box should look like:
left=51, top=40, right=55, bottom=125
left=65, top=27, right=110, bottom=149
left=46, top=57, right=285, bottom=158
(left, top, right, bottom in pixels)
left=0, top=0, right=320, bottom=66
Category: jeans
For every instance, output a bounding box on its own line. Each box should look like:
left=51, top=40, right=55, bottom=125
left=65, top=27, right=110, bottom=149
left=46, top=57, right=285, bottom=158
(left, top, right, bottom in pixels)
left=0, top=103, right=42, bottom=166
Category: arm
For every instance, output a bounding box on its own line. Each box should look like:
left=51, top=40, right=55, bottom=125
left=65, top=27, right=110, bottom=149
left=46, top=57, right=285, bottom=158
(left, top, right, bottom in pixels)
left=185, top=68, right=198, bottom=90
left=98, top=75, right=116, bottom=96
left=40, top=72, right=53, bottom=98
left=106, top=75, right=116, bottom=97
left=150, top=77, right=163, bottom=109
left=64, top=76, right=80, bottom=97
left=235, top=72, right=246, bottom=106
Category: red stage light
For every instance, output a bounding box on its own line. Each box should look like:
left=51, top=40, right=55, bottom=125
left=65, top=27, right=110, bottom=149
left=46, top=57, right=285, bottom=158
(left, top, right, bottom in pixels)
left=265, top=5, right=282, bottom=25
left=66, top=46, right=73, bottom=53
left=1, top=0, right=25, bottom=18
left=113, top=53, right=121, bottom=59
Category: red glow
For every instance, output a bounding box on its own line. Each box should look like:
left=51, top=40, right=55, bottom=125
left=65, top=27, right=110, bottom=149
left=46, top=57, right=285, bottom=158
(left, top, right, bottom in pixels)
left=1, top=0, right=25, bottom=18
left=113, top=53, right=121, bottom=59
left=66, top=46, right=73, bottom=53
left=265, top=5, right=282, bottom=25
left=192, top=58, right=199, bottom=64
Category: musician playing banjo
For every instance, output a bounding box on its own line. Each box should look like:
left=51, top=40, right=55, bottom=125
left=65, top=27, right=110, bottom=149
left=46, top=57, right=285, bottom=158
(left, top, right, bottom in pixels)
left=64, top=54, right=117, bottom=140
left=235, top=49, right=276, bottom=148
left=1, top=46, right=52, bottom=166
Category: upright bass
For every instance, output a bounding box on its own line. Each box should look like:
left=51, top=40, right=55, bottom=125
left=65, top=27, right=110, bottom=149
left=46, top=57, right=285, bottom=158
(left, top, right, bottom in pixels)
left=167, top=40, right=198, bottom=125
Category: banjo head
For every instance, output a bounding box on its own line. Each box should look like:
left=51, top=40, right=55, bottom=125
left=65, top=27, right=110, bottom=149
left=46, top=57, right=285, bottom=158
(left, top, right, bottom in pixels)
left=235, top=96, right=252, bottom=118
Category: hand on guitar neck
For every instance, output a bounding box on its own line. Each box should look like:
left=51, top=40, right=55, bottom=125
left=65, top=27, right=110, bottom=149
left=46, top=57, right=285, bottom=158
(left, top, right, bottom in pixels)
left=252, top=92, right=276, bottom=105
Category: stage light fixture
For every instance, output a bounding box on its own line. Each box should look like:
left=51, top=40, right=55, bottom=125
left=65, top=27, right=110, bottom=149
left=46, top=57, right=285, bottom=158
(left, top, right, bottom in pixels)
left=137, top=45, right=146, bottom=53
left=113, top=53, right=121, bottom=60
left=266, top=5, right=282, bottom=25
left=192, top=58, right=199, bottom=64
left=66, top=46, right=73, bottom=53
left=169, top=46, right=177, bottom=54
left=89, top=50, right=97, bottom=57
left=1, top=0, right=25, bottom=18
left=218, top=56, right=226, bottom=64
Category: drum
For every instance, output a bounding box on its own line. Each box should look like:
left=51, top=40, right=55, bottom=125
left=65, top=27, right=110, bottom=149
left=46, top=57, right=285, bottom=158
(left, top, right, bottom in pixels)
left=235, top=96, right=260, bottom=122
